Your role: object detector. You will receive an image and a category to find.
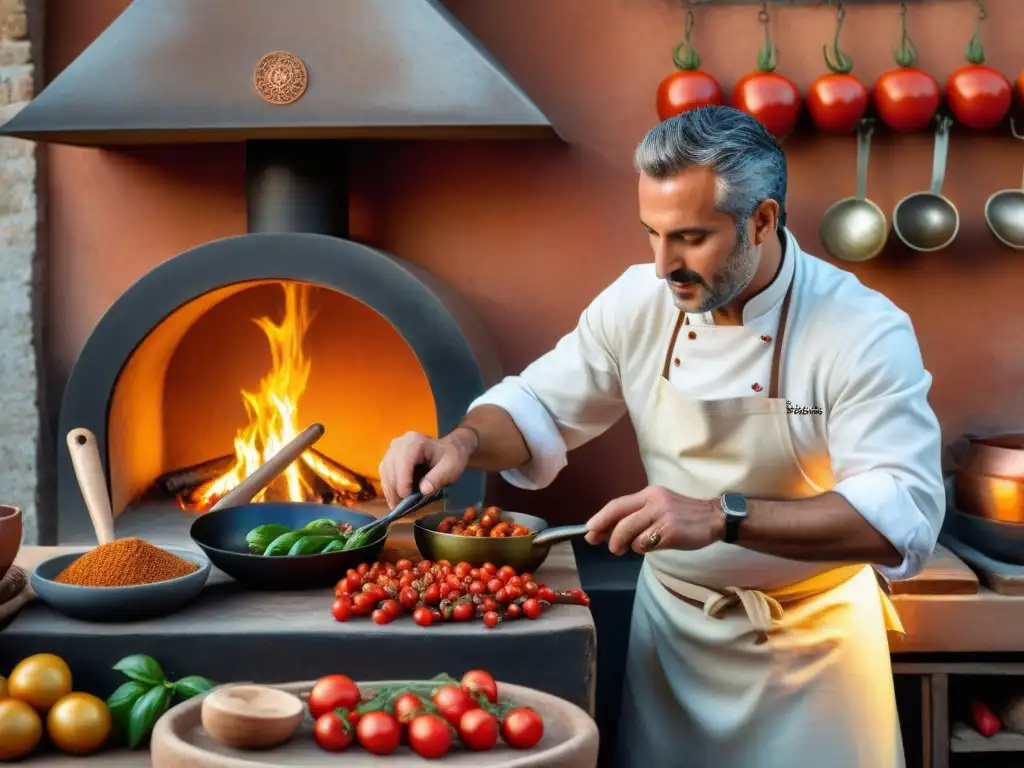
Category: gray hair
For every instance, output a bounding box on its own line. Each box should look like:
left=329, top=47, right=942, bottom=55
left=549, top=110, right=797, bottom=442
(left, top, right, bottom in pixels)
left=633, top=106, right=787, bottom=230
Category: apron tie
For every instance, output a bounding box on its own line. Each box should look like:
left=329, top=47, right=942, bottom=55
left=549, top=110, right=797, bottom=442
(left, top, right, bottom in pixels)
left=652, top=569, right=784, bottom=638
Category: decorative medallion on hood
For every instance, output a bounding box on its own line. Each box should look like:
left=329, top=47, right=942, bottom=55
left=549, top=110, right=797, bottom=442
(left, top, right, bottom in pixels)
left=254, top=52, right=309, bottom=106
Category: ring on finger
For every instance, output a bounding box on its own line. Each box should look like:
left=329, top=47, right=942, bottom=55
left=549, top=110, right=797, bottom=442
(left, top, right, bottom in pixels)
left=640, top=529, right=662, bottom=552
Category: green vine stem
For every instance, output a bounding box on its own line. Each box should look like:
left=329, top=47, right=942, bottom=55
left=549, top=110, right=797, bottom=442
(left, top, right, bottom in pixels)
left=965, top=0, right=987, bottom=65
left=672, top=8, right=700, bottom=71
left=756, top=3, right=778, bottom=73
left=894, top=1, right=918, bottom=68
left=823, top=2, right=853, bottom=74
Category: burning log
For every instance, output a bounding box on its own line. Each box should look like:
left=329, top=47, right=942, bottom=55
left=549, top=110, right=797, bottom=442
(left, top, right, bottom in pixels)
left=154, top=455, right=236, bottom=496
left=155, top=449, right=376, bottom=509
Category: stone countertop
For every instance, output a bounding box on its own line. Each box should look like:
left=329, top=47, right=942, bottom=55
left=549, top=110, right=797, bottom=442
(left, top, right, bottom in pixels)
left=1, top=534, right=595, bottom=724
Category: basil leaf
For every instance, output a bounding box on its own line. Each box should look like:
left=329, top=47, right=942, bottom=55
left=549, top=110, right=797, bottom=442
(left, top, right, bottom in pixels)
left=127, top=684, right=172, bottom=749
left=173, top=675, right=215, bottom=699
left=106, top=680, right=152, bottom=734
left=113, top=654, right=165, bottom=686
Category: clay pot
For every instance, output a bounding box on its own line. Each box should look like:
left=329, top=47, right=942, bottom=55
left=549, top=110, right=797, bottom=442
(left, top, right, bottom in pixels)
left=0, top=506, right=23, bottom=578
left=955, top=434, right=1024, bottom=523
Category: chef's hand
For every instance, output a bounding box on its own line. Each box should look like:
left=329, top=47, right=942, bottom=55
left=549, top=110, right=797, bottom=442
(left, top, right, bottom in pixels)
left=378, top=430, right=477, bottom=509
left=585, top=486, right=722, bottom=555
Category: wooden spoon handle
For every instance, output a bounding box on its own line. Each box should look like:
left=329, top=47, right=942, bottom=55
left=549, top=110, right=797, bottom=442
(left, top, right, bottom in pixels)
left=66, top=428, right=116, bottom=546
left=210, top=424, right=325, bottom=511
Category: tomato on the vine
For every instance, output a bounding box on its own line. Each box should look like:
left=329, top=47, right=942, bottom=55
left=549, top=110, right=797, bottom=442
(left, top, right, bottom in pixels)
left=313, top=712, right=353, bottom=752
left=308, top=675, right=360, bottom=719
left=806, top=11, right=868, bottom=133
left=408, top=713, right=453, bottom=759
left=356, top=711, right=401, bottom=755
left=945, top=20, right=1011, bottom=131
left=459, top=708, right=499, bottom=751
left=461, top=670, right=498, bottom=704
left=732, top=17, right=800, bottom=140
left=656, top=11, right=721, bottom=122
left=393, top=692, right=423, bottom=725
left=502, top=707, right=545, bottom=750
left=873, top=11, right=940, bottom=131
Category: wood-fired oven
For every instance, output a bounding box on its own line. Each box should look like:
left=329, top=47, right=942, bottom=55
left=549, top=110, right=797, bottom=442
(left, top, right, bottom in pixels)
left=1, top=0, right=560, bottom=544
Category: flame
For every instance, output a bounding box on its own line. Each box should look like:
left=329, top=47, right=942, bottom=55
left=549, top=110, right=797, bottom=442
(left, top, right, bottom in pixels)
left=192, top=283, right=316, bottom=507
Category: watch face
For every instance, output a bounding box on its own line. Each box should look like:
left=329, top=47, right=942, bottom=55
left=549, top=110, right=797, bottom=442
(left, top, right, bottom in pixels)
left=722, top=493, right=748, bottom=517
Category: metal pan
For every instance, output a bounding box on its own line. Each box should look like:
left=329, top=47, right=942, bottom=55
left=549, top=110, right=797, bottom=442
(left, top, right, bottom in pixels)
left=946, top=506, right=1024, bottom=566
left=190, top=431, right=437, bottom=589
left=414, top=509, right=587, bottom=574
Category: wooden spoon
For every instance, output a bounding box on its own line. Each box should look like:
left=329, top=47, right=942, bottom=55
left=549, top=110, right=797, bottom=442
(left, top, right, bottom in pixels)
left=66, top=428, right=115, bottom=546
left=210, top=424, right=325, bottom=511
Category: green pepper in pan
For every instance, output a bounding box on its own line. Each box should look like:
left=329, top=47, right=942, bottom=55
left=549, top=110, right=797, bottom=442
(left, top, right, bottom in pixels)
left=262, top=531, right=307, bottom=557
left=287, top=534, right=338, bottom=556
left=245, top=524, right=293, bottom=554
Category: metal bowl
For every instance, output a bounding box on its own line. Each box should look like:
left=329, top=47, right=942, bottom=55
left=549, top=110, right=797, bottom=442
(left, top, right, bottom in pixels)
left=31, top=546, right=211, bottom=622
left=414, top=509, right=580, bottom=574
left=189, top=502, right=387, bottom=590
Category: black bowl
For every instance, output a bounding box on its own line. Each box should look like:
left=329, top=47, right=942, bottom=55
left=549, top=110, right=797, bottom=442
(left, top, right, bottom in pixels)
left=189, top=502, right=386, bottom=590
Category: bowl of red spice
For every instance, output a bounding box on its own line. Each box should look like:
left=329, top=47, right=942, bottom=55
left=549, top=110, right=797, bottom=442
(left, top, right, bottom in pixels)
left=30, top=537, right=211, bottom=622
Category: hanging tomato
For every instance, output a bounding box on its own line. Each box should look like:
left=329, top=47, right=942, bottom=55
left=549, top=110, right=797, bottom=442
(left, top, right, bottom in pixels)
left=806, top=3, right=869, bottom=133
left=873, top=2, right=941, bottom=132
left=946, top=1, right=1011, bottom=131
left=655, top=8, right=721, bottom=121
left=732, top=4, right=801, bottom=139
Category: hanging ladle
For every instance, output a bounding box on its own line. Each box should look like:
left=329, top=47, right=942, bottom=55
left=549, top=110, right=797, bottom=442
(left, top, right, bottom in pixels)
left=819, top=118, right=888, bottom=262
left=984, top=118, right=1024, bottom=251
left=892, top=115, right=960, bottom=253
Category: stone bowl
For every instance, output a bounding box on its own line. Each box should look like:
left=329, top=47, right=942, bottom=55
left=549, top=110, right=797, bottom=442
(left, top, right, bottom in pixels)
left=30, top=546, right=211, bottom=622
left=0, top=506, right=23, bottom=580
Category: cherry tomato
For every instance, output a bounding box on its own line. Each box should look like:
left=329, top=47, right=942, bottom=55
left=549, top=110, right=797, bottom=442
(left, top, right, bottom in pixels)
left=395, top=558, right=413, bottom=571
left=461, top=670, right=498, bottom=704
left=308, top=675, right=360, bottom=719
left=433, top=685, right=475, bottom=727
left=537, top=585, right=556, bottom=603
left=455, top=562, right=473, bottom=579
left=313, top=711, right=353, bottom=752
left=483, top=611, right=500, bottom=629
left=947, top=64, right=1012, bottom=130
left=394, top=693, right=424, bottom=725
left=413, top=606, right=434, bottom=627
left=352, top=592, right=376, bottom=614
left=482, top=562, right=497, bottom=575
left=423, top=583, right=442, bottom=605
left=398, top=587, right=419, bottom=610
left=469, top=580, right=486, bottom=595
left=523, top=581, right=539, bottom=597
left=505, top=604, right=521, bottom=620
left=330, top=597, right=352, bottom=622
left=874, top=67, right=940, bottom=132
left=807, top=72, right=868, bottom=133
left=356, top=711, right=401, bottom=755
left=502, top=707, right=544, bottom=750
left=732, top=72, right=801, bottom=139
left=408, top=713, right=453, bottom=759
left=497, top=566, right=517, bottom=583
left=372, top=608, right=392, bottom=625
left=459, top=707, right=499, bottom=751
left=522, top=598, right=543, bottom=620
left=452, top=601, right=475, bottom=622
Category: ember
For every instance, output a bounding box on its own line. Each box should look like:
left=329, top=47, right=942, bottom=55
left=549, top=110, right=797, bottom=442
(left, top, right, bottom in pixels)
left=156, top=283, right=377, bottom=511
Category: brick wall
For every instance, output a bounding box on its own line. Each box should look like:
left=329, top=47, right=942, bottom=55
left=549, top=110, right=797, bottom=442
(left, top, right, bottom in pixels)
left=0, top=0, right=40, bottom=543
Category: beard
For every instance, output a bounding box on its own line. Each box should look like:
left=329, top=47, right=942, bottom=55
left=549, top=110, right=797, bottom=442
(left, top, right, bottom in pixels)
left=667, top=227, right=759, bottom=313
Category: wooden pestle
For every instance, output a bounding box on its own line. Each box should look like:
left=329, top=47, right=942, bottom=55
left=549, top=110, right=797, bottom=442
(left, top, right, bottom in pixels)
left=66, top=428, right=116, bottom=546
left=210, top=424, right=326, bottom=511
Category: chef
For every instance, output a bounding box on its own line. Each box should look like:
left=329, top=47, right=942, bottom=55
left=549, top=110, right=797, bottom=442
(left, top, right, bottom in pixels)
left=379, top=105, right=945, bottom=768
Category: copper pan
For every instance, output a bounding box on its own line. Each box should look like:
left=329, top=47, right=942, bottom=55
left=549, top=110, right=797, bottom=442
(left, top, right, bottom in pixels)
left=954, top=433, right=1024, bottom=523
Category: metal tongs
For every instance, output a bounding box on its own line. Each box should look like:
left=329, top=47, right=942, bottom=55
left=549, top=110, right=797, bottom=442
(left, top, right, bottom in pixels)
left=346, top=465, right=443, bottom=548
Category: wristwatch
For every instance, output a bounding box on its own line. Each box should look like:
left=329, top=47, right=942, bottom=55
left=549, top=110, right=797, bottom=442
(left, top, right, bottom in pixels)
left=719, top=493, right=748, bottom=544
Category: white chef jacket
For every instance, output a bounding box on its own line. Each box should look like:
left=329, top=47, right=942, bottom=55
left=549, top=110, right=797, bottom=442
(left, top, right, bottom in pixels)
left=470, top=229, right=945, bottom=580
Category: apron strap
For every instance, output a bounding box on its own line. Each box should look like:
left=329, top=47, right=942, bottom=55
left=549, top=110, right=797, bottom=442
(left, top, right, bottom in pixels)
left=661, top=312, right=687, bottom=380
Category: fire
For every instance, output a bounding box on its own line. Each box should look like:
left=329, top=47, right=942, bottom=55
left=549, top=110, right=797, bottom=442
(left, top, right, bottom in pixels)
left=192, top=283, right=317, bottom=507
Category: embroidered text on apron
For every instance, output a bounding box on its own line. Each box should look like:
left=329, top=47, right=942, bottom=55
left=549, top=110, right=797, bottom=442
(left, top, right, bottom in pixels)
left=616, top=274, right=905, bottom=768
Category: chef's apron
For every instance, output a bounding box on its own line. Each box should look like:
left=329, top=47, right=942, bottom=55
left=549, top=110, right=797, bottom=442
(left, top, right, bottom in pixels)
left=616, top=279, right=906, bottom=768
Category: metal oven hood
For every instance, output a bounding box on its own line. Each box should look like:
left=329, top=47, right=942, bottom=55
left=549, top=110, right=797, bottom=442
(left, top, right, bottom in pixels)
left=0, top=0, right=559, bottom=146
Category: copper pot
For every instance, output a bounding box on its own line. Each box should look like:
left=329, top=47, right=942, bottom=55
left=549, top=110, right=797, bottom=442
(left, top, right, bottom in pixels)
left=955, top=433, right=1024, bottom=523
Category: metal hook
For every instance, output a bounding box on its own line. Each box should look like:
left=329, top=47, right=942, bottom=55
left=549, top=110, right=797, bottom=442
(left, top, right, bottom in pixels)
left=758, top=1, right=770, bottom=25
left=977, top=0, right=987, bottom=21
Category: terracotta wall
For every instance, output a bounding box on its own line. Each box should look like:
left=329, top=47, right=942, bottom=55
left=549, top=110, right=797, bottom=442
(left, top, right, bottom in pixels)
left=43, top=0, right=1024, bottom=524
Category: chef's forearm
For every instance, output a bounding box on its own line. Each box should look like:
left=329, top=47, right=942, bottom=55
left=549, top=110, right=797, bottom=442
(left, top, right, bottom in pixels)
left=452, top=405, right=532, bottom=472
left=737, top=493, right=903, bottom=566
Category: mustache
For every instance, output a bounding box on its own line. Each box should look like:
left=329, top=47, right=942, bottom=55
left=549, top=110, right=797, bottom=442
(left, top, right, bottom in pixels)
left=667, top=269, right=707, bottom=288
